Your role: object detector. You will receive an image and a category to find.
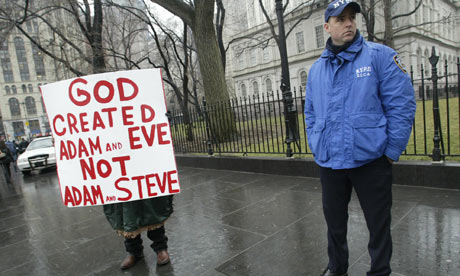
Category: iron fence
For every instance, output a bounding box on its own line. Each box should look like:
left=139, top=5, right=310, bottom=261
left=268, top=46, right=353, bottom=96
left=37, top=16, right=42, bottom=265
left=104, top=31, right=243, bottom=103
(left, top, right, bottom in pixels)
left=170, top=48, right=460, bottom=161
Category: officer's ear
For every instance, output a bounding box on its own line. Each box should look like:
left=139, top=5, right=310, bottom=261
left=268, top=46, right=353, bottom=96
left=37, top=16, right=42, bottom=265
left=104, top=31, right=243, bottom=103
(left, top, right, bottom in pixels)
left=324, top=22, right=330, bottom=35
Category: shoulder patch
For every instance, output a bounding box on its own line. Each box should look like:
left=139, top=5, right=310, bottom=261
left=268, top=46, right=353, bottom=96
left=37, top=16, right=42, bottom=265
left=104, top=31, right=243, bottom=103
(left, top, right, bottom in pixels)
left=393, top=55, right=407, bottom=73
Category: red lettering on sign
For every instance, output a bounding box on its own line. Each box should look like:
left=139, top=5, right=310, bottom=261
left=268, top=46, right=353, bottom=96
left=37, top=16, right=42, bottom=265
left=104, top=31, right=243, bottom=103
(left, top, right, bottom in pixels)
left=141, top=104, right=155, bottom=123
left=115, top=177, right=132, bottom=201
left=121, top=106, right=134, bottom=125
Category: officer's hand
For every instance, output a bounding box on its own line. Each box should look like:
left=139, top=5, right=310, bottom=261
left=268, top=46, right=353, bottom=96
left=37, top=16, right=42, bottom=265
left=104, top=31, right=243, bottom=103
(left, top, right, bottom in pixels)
left=386, top=156, right=394, bottom=164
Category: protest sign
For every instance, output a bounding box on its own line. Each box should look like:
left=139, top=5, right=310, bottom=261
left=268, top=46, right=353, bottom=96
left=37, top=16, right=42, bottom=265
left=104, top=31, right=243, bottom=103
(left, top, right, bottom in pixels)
left=40, top=69, right=180, bottom=207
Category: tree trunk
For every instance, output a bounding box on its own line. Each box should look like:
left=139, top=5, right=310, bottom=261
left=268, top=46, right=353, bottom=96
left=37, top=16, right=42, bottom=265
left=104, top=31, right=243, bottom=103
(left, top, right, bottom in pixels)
left=92, top=0, right=106, bottom=73
left=383, top=0, right=394, bottom=49
left=192, top=0, right=235, bottom=142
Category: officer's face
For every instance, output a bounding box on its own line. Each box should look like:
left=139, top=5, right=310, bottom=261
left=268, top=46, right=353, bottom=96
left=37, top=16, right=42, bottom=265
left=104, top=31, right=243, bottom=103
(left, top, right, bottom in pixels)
left=324, top=6, right=357, bottom=46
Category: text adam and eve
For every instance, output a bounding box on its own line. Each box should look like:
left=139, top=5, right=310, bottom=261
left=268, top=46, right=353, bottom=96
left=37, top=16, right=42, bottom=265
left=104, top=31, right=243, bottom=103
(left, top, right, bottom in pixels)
left=52, top=76, right=179, bottom=207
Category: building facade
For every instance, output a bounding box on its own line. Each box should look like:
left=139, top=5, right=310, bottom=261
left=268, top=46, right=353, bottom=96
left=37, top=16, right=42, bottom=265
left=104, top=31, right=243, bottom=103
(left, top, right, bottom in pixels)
left=224, top=0, right=460, bottom=99
left=0, top=22, right=54, bottom=140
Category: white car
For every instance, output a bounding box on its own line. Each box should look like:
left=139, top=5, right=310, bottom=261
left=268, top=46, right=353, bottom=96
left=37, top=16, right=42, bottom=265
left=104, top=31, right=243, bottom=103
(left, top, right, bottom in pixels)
left=17, top=136, right=56, bottom=175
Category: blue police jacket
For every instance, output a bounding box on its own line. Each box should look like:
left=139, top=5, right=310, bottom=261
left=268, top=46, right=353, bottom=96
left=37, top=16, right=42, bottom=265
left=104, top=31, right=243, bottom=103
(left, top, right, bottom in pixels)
left=304, top=35, right=416, bottom=169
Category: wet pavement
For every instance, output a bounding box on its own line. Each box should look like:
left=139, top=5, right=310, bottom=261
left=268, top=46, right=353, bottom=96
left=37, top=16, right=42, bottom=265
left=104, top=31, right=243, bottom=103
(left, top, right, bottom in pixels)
left=0, top=165, right=459, bottom=276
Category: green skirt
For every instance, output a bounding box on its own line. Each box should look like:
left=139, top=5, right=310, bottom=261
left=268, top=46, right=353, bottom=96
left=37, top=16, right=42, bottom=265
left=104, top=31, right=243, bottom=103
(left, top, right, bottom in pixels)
left=103, top=195, right=173, bottom=238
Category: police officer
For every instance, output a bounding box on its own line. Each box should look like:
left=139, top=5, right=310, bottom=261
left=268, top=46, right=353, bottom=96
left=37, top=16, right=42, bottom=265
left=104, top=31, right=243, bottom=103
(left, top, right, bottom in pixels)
left=304, top=1, right=416, bottom=275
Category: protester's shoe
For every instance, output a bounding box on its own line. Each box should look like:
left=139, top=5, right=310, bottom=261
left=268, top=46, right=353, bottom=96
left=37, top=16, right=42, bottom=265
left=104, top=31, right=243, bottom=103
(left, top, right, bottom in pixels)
left=120, top=254, right=144, bottom=270
left=156, top=250, right=170, bottom=265
left=320, top=268, right=348, bottom=276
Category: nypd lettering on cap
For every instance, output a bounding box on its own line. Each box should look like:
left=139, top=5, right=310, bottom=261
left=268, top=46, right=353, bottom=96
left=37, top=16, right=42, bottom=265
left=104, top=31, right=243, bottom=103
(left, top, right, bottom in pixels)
left=333, top=0, right=353, bottom=9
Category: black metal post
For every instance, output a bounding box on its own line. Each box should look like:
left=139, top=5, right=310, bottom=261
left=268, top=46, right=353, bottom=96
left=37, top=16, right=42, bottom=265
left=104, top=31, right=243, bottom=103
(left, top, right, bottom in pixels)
left=429, top=47, right=442, bottom=162
left=275, top=0, right=299, bottom=158
left=202, top=98, right=214, bottom=156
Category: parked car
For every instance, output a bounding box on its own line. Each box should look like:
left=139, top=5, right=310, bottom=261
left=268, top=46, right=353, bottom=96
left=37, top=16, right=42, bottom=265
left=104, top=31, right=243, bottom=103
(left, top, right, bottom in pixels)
left=16, top=136, right=56, bottom=175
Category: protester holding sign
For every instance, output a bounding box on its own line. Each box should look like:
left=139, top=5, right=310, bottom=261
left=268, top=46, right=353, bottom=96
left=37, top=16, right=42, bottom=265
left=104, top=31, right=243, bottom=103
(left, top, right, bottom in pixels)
left=41, top=69, right=180, bottom=270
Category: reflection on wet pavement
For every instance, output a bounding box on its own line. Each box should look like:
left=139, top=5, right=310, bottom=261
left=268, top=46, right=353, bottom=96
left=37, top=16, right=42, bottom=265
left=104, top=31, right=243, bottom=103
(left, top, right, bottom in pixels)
left=0, top=166, right=459, bottom=275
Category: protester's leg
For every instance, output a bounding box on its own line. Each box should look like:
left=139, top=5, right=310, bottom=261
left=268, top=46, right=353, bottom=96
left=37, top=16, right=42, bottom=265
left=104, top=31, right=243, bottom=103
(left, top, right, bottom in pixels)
left=147, top=226, right=168, bottom=253
left=147, top=226, right=170, bottom=265
left=124, top=234, right=144, bottom=257
left=120, top=234, right=144, bottom=270
left=320, top=167, right=353, bottom=273
left=351, top=156, right=392, bottom=276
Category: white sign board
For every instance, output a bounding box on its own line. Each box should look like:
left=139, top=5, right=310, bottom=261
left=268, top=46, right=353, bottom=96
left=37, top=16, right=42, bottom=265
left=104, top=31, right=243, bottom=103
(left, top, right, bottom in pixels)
left=40, top=69, right=180, bottom=207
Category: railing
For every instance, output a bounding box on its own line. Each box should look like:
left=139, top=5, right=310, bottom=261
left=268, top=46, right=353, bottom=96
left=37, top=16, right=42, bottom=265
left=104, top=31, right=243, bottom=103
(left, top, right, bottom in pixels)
left=170, top=48, right=460, bottom=161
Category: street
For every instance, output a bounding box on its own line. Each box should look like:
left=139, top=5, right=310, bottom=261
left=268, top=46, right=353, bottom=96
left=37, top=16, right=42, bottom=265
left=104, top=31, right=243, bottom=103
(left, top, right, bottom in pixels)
left=0, top=166, right=459, bottom=276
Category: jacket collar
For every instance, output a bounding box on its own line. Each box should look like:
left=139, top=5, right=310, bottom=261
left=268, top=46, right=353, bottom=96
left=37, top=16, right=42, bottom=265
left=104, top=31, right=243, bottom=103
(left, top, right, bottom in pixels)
left=321, top=32, right=363, bottom=62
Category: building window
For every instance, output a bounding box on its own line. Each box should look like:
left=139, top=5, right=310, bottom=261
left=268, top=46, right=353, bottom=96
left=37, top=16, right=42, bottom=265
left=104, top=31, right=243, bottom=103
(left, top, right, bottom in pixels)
left=31, top=37, right=46, bottom=79
left=25, top=96, right=37, bottom=115
left=5, top=86, right=10, bottom=95
left=26, top=21, right=33, bottom=32
left=22, top=84, right=27, bottom=93
left=12, top=85, right=17, bottom=94
left=300, top=71, right=308, bottom=92
left=0, top=41, right=14, bottom=83
left=241, top=83, right=247, bottom=98
left=296, top=31, right=305, bottom=53
left=41, top=96, right=46, bottom=113
left=28, top=84, right=33, bottom=93
left=9, top=98, right=21, bottom=116
left=238, top=53, right=244, bottom=70
left=265, top=78, right=273, bottom=96
left=14, top=37, right=30, bottom=81
left=29, top=119, right=41, bottom=135
left=13, top=121, right=25, bottom=137
left=315, top=25, right=324, bottom=48
left=253, top=81, right=259, bottom=96
left=249, top=49, right=257, bottom=67
left=263, top=47, right=270, bottom=62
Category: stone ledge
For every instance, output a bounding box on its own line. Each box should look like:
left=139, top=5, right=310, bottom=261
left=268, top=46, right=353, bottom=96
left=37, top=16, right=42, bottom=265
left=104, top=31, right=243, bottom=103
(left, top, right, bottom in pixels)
left=175, top=154, right=460, bottom=190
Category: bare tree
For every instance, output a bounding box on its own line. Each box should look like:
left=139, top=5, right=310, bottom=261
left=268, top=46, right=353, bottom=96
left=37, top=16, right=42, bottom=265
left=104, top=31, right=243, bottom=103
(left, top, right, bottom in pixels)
left=358, top=0, right=451, bottom=49
left=104, top=0, right=203, bottom=141
left=0, top=0, right=106, bottom=76
left=150, top=0, right=237, bottom=142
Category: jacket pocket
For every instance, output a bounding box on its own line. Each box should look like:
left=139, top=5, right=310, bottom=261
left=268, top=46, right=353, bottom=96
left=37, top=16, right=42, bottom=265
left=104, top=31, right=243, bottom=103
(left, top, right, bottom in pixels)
left=351, top=114, right=387, bottom=161
left=309, top=119, right=329, bottom=162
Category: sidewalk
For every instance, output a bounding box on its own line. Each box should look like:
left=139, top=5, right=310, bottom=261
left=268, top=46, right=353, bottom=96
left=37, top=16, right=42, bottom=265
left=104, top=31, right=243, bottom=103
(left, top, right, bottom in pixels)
left=0, top=166, right=459, bottom=276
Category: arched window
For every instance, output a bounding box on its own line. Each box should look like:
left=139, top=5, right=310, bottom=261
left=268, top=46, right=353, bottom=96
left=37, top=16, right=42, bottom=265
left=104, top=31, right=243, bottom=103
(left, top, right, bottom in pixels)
left=9, top=98, right=21, bottom=116
left=40, top=96, right=46, bottom=113
left=253, top=81, right=259, bottom=96
left=0, top=41, right=14, bottom=82
left=14, top=37, right=30, bottom=81
left=31, top=36, right=46, bottom=79
left=22, top=84, right=27, bottom=93
left=12, top=85, right=17, bottom=94
left=300, top=71, right=308, bottom=92
left=25, top=96, right=37, bottom=115
left=416, top=48, right=422, bottom=76
left=265, top=78, right=273, bottom=96
left=241, top=83, right=247, bottom=98
left=5, top=86, right=10, bottom=95
left=28, top=84, right=33, bottom=93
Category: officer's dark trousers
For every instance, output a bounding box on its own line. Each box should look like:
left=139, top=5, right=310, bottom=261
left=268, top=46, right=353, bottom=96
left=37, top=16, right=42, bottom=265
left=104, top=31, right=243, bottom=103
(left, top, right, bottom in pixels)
left=124, top=226, right=168, bottom=257
left=320, top=156, right=392, bottom=276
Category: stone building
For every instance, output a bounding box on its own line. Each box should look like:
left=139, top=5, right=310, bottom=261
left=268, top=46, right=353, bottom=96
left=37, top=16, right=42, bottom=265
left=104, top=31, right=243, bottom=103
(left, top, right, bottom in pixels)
left=224, top=0, right=460, bottom=100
